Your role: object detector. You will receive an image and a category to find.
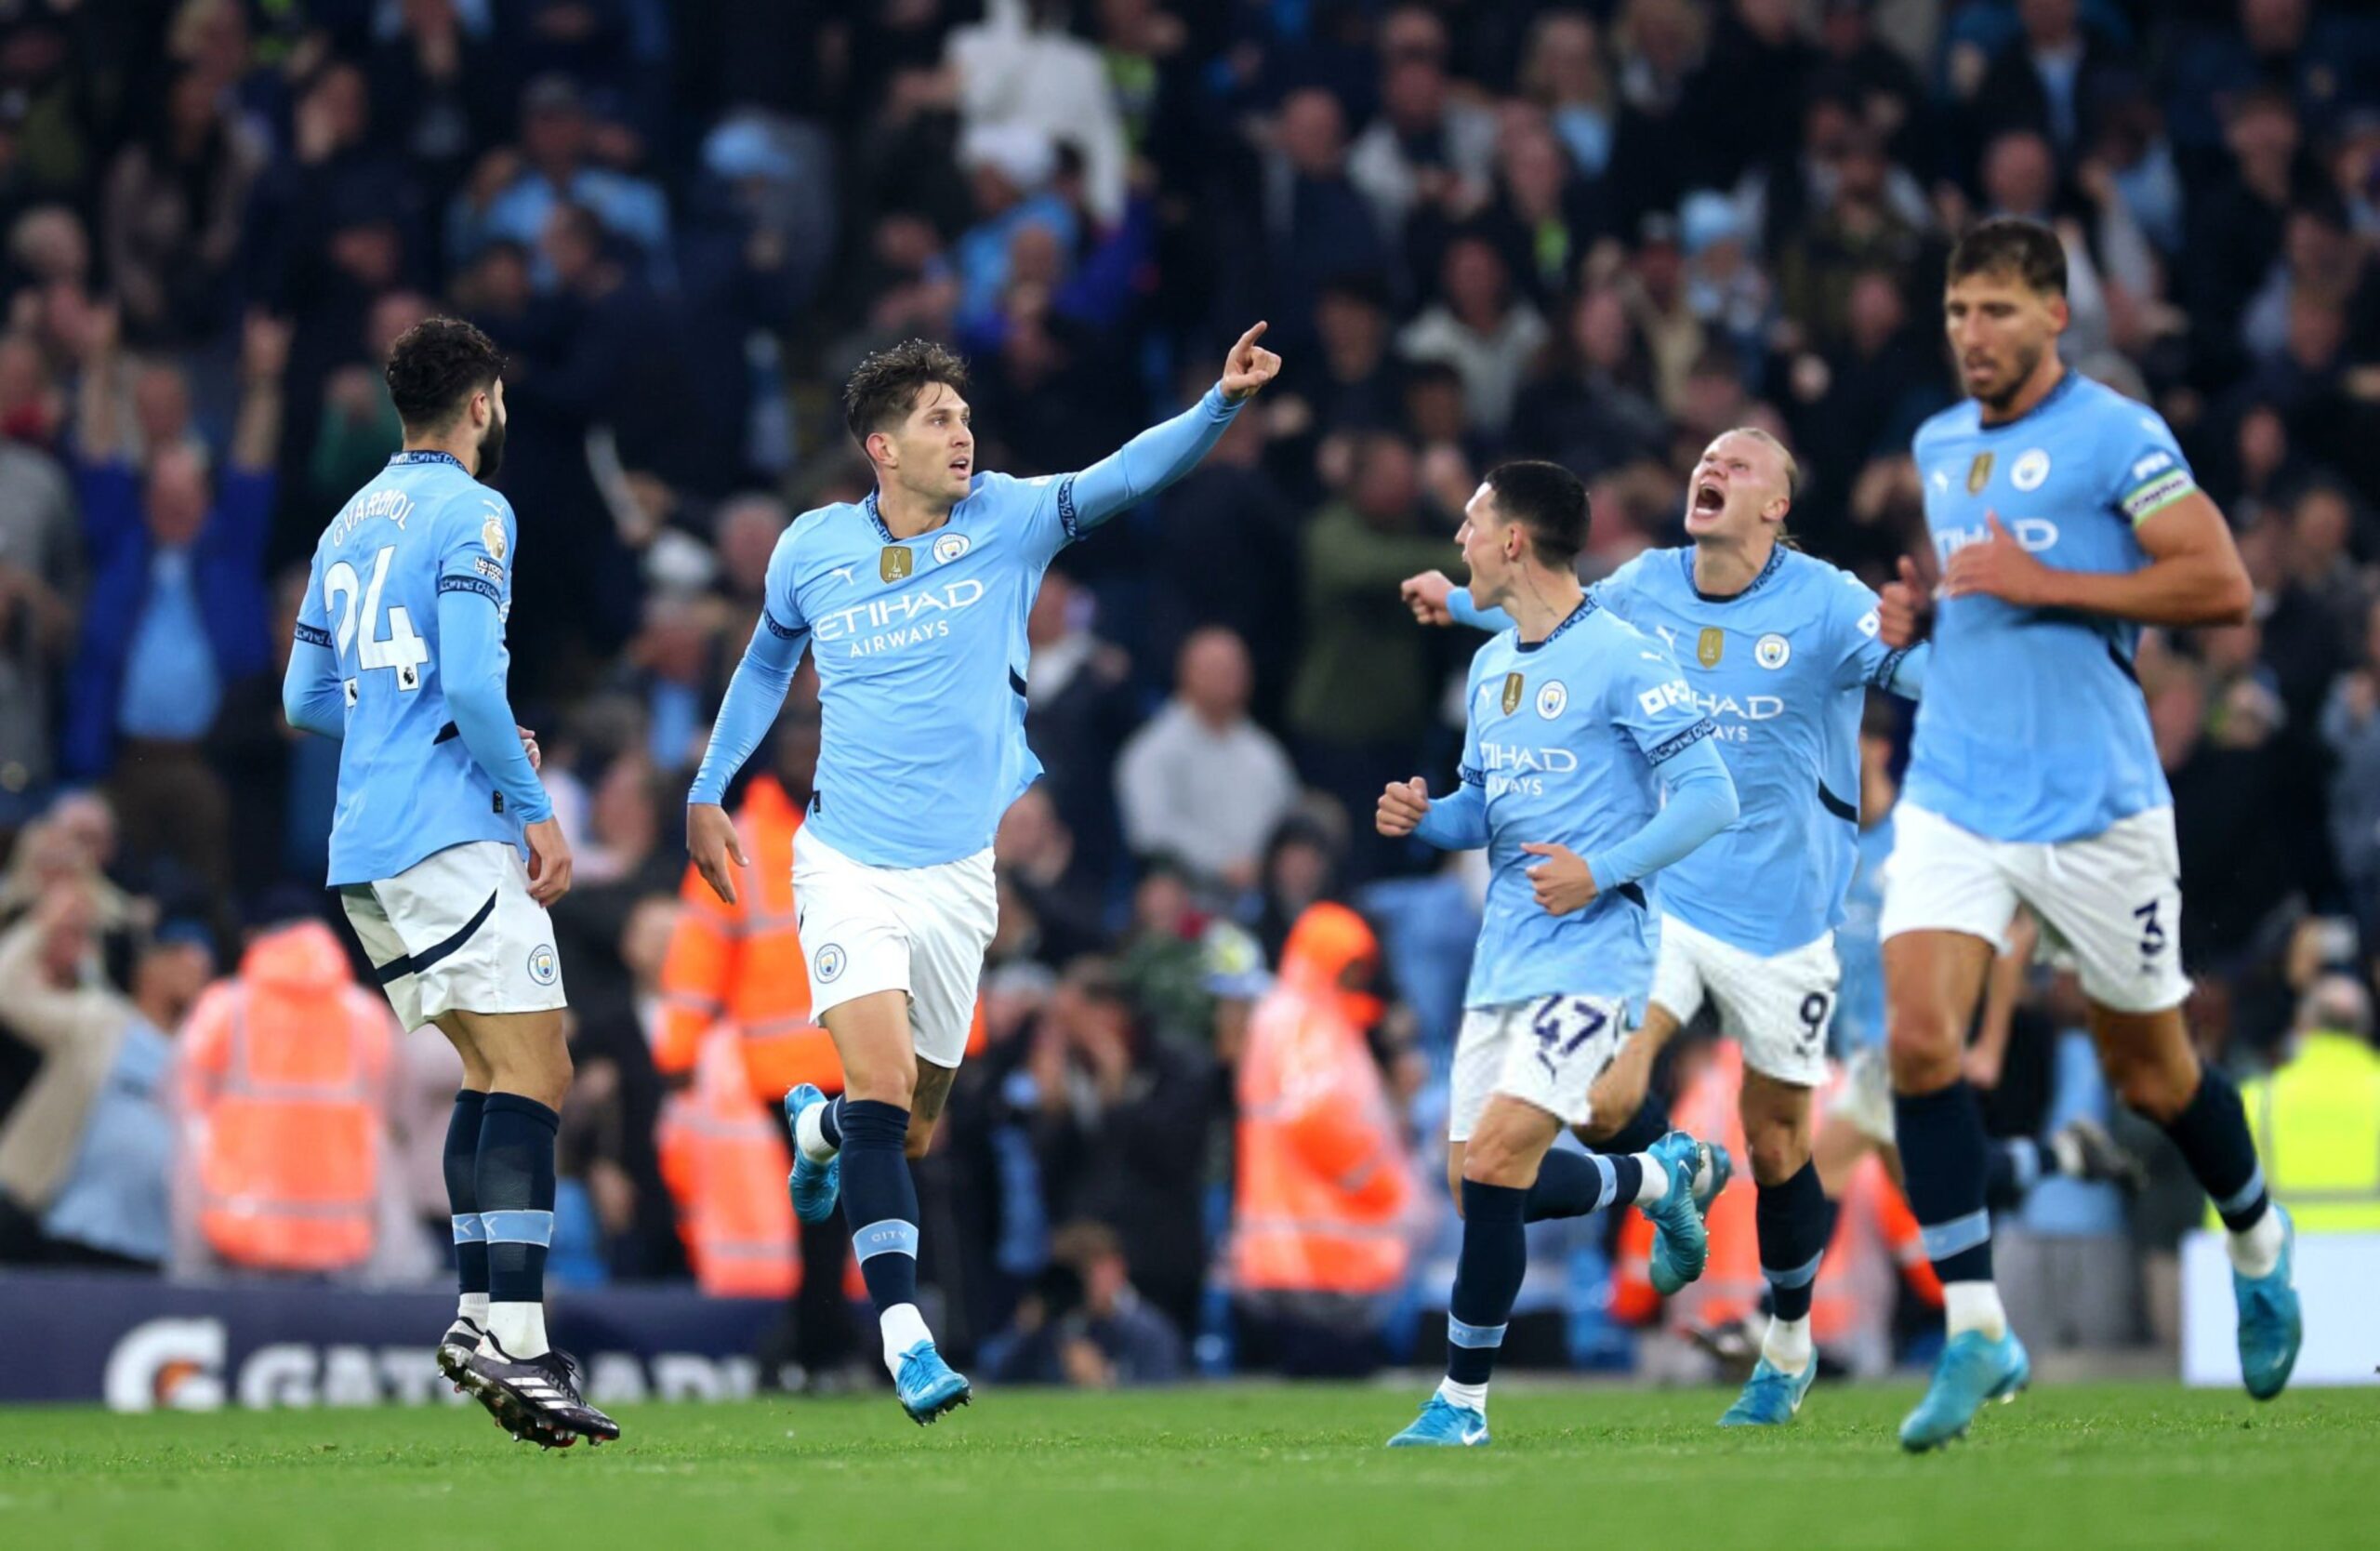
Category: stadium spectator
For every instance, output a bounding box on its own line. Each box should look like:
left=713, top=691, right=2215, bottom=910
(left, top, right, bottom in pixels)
left=982, top=1218, right=1185, bottom=1387
left=1025, top=957, right=1211, bottom=1333
left=100, top=62, right=269, bottom=351
left=1286, top=434, right=1454, bottom=881
left=0, top=877, right=207, bottom=1268
left=65, top=311, right=284, bottom=916
left=1116, top=627, right=1299, bottom=895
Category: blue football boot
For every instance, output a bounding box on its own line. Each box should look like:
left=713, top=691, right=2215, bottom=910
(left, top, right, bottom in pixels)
left=1387, top=1394, right=1490, bottom=1448
left=781, top=1082, right=841, bottom=1225
left=1718, top=1356, right=1819, bottom=1426
left=2235, top=1205, right=2302, bottom=1401
left=1898, top=1329, right=2030, bottom=1452
left=1646, top=1131, right=1726, bottom=1295
left=895, top=1341, right=972, bottom=1425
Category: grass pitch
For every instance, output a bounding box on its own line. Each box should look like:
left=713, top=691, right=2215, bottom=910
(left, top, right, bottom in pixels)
left=2, top=1381, right=2373, bottom=1551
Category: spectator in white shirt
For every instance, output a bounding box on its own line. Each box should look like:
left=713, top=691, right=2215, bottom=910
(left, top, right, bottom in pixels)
left=1116, top=628, right=1301, bottom=894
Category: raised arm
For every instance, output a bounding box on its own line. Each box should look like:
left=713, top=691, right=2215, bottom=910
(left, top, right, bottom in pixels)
left=1045, top=322, right=1279, bottom=541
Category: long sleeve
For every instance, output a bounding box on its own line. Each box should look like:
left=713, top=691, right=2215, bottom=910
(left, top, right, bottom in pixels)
left=435, top=587, right=550, bottom=823
left=1446, top=585, right=1513, bottom=633
left=1582, top=737, right=1739, bottom=891
left=689, top=536, right=811, bottom=806
left=1413, top=779, right=1488, bottom=850
left=1047, top=385, right=1243, bottom=543
left=281, top=636, right=347, bottom=740
left=1883, top=642, right=1929, bottom=699
left=686, top=616, right=805, bottom=805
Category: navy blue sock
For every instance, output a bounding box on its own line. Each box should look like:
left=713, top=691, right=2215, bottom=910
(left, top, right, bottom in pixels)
left=819, top=1094, right=844, bottom=1151
left=1600, top=1091, right=1672, bottom=1157
left=2162, top=1063, right=2270, bottom=1232
left=1448, top=1180, right=1527, bottom=1386
left=1984, top=1138, right=2044, bottom=1211
left=839, top=1099, right=920, bottom=1314
left=443, top=1089, right=488, bottom=1304
left=1893, top=1080, right=1993, bottom=1284
left=1523, top=1150, right=1644, bottom=1221
left=1756, top=1160, right=1831, bottom=1322
left=476, top=1093, right=559, bottom=1307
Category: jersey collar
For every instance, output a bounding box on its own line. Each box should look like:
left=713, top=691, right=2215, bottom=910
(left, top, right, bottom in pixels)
left=390, top=450, right=467, bottom=471
left=1514, top=594, right=1597, bottom=653
left=860, top=488, right=963, bottom=544
left=1679, top=541, right=1785, bottom=604
left=861, top=489, right=893, bottom=543
left=1973, top=366, right=2079, bottom=434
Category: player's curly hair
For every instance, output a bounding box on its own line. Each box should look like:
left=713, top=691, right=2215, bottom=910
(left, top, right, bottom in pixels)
left=384, top=316, right=506, bottom=431
left=1484, top=460, right=1589, bottom=567
left=1948, top=217, right=2068, bottom=299
left=843, top=338, right=970, bottom=448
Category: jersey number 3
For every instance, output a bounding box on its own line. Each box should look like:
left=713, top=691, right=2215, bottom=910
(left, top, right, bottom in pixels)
left=324, top=545, right=430, bottom=693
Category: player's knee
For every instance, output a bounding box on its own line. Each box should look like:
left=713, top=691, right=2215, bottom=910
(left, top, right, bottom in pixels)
left=841, top=1051, right=916, bottom=1108
left=1460, top=1129, right=1534, bottom=1190
left=1745, top=1123, right=1807, bottom=1187
left=2104, top=1046, right=2193, bottom=1123
left=1884, top=1003, right=1962, bottom=1092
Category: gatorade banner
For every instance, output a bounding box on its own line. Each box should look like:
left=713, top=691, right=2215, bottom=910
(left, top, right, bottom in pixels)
left=0, top=1271, right=781, bottom=1410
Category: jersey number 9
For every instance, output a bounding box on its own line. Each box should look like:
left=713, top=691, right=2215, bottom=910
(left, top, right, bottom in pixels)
left=324, top=545, right=430, bottom=692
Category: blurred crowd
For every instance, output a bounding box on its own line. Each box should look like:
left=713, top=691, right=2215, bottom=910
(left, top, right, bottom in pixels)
left=2, top=0, right=2379, bottom=1389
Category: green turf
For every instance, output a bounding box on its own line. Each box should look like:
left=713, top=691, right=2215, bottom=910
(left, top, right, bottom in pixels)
left=2, top=1381, right=2373, bottom=1551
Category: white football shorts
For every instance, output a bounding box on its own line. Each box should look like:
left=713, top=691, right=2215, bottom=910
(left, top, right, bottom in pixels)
left=1449, top=992, right=1630, bottom=1141
left=1648, top=912, right=1837, bottom=1088
left=1879, top=802, right=2189, bottom=1014
left=341, top=840, right=566, bottom=1030
left=792, top=823, right=996, bottom=1070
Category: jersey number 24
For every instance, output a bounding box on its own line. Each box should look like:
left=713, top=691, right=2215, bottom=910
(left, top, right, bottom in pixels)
left=324, top=544, right=430, bottom=692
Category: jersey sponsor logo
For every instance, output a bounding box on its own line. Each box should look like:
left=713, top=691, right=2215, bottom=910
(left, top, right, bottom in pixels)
left=1535, top=681, right=1567, bottom=719
left=1478, top=738, right=1577, bottom=797
left=1935, top=517, right=2059, bottom=561
left=2011, top=449, right=2050, bottom=491
left=1697, top=627, right=1725, bottom=668
left=1686, top=688, right=1785, bottom=722
left=813, top=943, right=846, bottom=983
left=527, top=946, right=559, bottom=987
left=1966, top=452, right=1993, bottom=494
left=1755, top=632, right=1791, bottom=669
left=812, top=578, right=987, bottom=655
left=1501, top=671, right=1525, bottom=715
left=931, top=532, right=971, bottom=565
left=482, top=513, right=507, bottom=563
left=2132, top=451, right=2174, bottom=482
left=879, top=546, right=914, bottom=583
left=1637, top=679, right=1696, bottom=717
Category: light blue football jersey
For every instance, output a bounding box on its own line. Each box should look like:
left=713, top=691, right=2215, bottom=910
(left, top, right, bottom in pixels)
left=1428, top=600, right=1725, bottom=1009
left=297, top=450, right=535, bottom=886
left=691, top=387, right=1243, bottom=867
left=1590, top=546, right=1917, bottom=956
left=1832, top=812, right=1894, bottom=1055
left=1906, top=372, right=2194, bottom=842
